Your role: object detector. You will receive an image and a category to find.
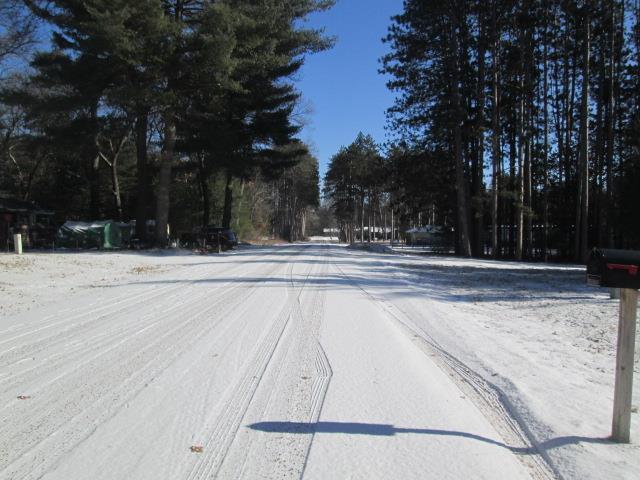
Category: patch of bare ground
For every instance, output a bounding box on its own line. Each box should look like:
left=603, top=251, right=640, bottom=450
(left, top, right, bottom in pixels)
left=129, top=265, right=163, bottom=274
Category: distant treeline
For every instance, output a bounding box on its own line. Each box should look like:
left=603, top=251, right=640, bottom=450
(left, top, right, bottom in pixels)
left=327, top=0, right=640, bottom=261
left=0, top=0, right=333, bottom=243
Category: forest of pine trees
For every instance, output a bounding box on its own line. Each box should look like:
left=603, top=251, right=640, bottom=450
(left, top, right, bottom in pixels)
left=325, top=0, right=639, bottom=261
left=0, top=0, right=332, bottom=244
left=3, top=1, right=639, bottom=257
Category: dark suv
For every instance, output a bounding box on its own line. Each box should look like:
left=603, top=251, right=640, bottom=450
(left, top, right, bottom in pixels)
left=180, top=226, right=238, bottom=251
left=203, top=226, right=237, bottom=250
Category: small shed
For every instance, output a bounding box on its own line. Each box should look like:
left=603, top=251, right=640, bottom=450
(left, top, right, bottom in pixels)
left=0, top=195, right=55, bottom=249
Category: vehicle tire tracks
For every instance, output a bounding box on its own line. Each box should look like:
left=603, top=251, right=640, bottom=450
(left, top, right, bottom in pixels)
left=330, top=257, right=559, bottom=480
left=0, top=259, right=250, bottom=369
left=0, top=260, right=283, bottom=479
left=187, top=245, right=333, bottom=480
left=0, top=259, right=276, bottom=404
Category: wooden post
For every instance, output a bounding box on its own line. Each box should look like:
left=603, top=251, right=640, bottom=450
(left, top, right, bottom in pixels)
left=13, top=234, right=22, bottom=255
left=612, top=288, right=638, bottom=443
left=390, top=209, right=394, bottom=246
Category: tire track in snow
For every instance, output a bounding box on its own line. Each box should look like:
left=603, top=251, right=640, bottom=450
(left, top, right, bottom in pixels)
left=0, top=251, right=253, bottom=339
left=218, top=245, right=332, bottom=480
left=42, top=263, right=288, bottom=480
left=298, top=250, right=333, bottom=480
left=0, top=258, right=250, bottom=369
left=0, top=284, right=251, bottom=479
left=330, top=257, right=558, bottom=480
left=155, top=250, right=304, bottom=478
left=298, top=245, right=333, bottom=427
left=0, top=260, right=284, bottom=479
left=184, top=258, right=303, bottom=480
left=0, top=286, right=203, bottom=393
left=225, top=255, right=321, bottom=479
left=0, top=257, right=274, bottom=404
left=185, top=245, right=332, bottom=480
left=309, top=342, right=332, bottom=425
left=0, top=259, right=214, bottom=338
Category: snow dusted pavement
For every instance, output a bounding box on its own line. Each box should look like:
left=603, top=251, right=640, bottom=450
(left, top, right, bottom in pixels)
left=302, top=260, right=534, bottom=480
left=0, top=244, right=637, bottom=479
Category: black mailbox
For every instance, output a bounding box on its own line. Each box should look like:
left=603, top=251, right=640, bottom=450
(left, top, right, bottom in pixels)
left=587, top=248, right=640, bottom=289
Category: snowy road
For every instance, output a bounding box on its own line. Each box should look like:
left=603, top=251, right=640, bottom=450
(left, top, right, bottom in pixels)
left=0, top=244, right=606, bottom=479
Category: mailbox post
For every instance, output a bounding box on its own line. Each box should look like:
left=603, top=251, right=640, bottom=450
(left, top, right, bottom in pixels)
left=612, top=288, right=637, bottom=443
left=13, top=233, right=23, bottom=255
left=587, top=249, right=640, bottom=443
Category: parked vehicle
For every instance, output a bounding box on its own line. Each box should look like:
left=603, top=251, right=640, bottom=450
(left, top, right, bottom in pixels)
left=180, top=226, right=238, bottom=251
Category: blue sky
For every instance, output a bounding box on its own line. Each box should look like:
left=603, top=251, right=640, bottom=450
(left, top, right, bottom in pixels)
left=295, top=0, right=404, bottom=181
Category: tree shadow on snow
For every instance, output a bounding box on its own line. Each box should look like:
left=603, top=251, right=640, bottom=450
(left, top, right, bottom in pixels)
left=248, top=421, right=613, bottom=455
left=95, top=243, right=611, bottom=305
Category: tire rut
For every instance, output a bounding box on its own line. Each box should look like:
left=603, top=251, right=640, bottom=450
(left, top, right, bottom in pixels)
left=0, top=259, right=249, bottom=370
left=0, top=261, right=282, bottom=479
left=185, top=259, right=303, bottom=480
left=330, top=259, right=558, bottom=480
left=187, top=245, right=333, bottom=480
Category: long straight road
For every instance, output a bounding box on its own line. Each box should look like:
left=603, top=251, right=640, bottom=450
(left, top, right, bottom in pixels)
left=0, top=244, right=549, bottom=479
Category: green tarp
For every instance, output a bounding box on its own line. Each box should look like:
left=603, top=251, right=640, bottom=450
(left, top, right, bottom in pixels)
left=56, top=220, right=124, bottom=249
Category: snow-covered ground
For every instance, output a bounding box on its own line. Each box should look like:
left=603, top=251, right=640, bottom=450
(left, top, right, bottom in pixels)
left=0, top=245, right=637, bottom=479
left=346, top=243, right=639, bottom=479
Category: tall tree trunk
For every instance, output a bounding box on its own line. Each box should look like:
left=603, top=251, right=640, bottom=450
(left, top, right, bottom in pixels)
left=23, top=155, right=44, bottom=202
left=575, top=3, right=591, bottom=262
left=525, top=16, right=534, bottom=258
left=516, top=71, right=525, bottom=261
left=450, top=15, right=472, bottom=257
left=135, top=111, right=149, bottom=241
left=373, top=198, right=377, bottom=242
left=490, top=7, right=500, bottom=258
left=474, top=15, right=487, bottom=257
left=88, top=154, right=101, bottom=220
left=542, top=4, right=550, bottom=262
left=612, top=1, right=625, bottom=245
left=383, top=206, right=387, bottom=241
left=198, top=155, right=211, bottom=227
left=235, top=179, right=245, bottom=229
left=605, top=1, right=616, bottom=247
left=509, top=127, right=517, bottom=257
left=222, top=171, right=233, bottom=229
left=594, top=32, right=606, bottom=247
left=351, top=184, right=357, bottom=243
left=368, top=194, right=372, bottom=242
left=524, top=130, right=532, bottom=258
left=553, top=50, right=565, bottom=186
left=110, top=157, right=123, bottom=222
left=360, top=193, right=365, bottom=243
left=103, top=133, right=130, bottom=223
left=567, top=42, right=578, bottom=182
left=88, top=104, right=101, bottom=220
left=155, top=114, right=176, bottom=247
left=391, top=208, right=394, bottom=244
left=551, top=16, right=564, bottom=188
